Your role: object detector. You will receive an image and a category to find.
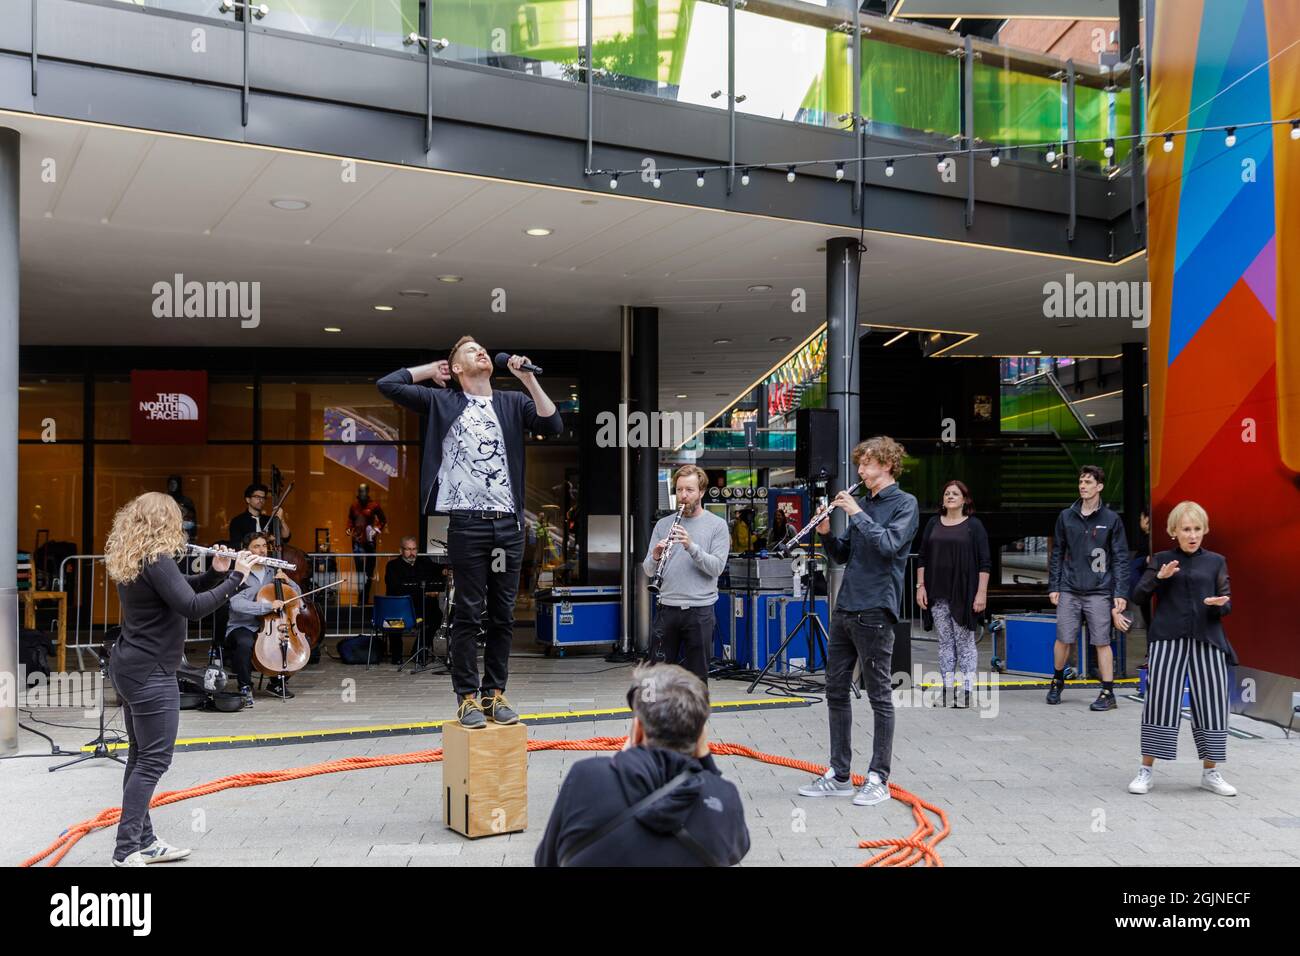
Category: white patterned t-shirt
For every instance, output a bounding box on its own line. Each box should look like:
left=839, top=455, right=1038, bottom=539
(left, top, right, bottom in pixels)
left=434, top=395, right=516, bottom=512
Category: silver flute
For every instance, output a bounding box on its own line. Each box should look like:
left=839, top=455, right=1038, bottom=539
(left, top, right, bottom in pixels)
left=185, top=544, right=297, bottom=571
left=777, top=482, right=863, bottom=556
left=648, top=504, right=686, bottom=594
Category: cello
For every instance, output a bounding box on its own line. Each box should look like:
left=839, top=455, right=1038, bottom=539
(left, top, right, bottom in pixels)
left=267, top=467, right=322, bottom=649
left=252, top=570, right=314, bottom=680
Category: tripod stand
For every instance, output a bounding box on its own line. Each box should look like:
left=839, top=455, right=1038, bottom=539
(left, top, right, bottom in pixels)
left=49, top=649, right=126, bottom=772
left=747, top=525, right=859, bottom=698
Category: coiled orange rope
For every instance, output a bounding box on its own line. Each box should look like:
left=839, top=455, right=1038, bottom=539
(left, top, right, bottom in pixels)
left=20, top=736, right=948, bottom=868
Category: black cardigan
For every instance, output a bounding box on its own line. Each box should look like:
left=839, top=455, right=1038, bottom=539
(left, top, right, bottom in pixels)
left=377, top=368, right=564, bottom=516
left=916, top=515, right=991, bottom=632
left=1131, top=547, right=1237, bottom=665
left=113, top=558, right=245, bottom=684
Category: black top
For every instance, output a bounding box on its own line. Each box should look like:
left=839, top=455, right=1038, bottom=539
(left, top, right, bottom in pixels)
left=917, top=515, right=992, bottom=632
left=377, top=369, right=564, bottom=516
left=1047, top=499, right=1131, bottom=598
left=113, top=558, right=245, bottom=684
left=228, top=511, right=285, bottom=549
left=384, top=555, right=446, bottom=595
left=1131, top=547, right=1236, bottom=665
left=534, top=746, right=749, bottom=867
left=824, top=482, right=920, bottom=616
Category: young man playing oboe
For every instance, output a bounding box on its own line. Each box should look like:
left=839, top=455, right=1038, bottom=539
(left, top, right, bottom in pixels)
left=378, top=338, right=563, bottom=728
left=798, top=437, right=918, bottom=807
left=641, top=465, right=729, bottom=683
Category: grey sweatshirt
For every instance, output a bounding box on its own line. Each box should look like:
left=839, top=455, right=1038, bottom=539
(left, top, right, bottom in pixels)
left=641, top=509, right=730, bottom=607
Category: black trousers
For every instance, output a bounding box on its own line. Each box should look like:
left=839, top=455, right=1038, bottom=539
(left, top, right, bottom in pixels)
left=108, top=660, right=178, bottom=862
left=447, top=513, right=524, bottom=698
left=826, top=608, right=896, bottom=783
left=652, top=604, right=713, bottom=682
left=227, top=626, right=257, bottom=689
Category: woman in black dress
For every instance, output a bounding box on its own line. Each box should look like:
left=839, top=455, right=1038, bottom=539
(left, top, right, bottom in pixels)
left=915, top=480, right=991, bottom=708
left=104, top=492, right=255, bottom=866
left=1122, top=501, right=1236, bottom=797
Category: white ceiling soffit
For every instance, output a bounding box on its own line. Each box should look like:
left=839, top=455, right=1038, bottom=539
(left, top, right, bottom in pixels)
left=9, top=113, right=1145, bottom=422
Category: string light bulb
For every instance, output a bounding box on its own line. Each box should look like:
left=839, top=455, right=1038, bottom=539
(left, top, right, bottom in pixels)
left=740, top=168, right=750, bottom=186
left=786, top=166, right=797, bottom=183
left=835, top=162, right=845, bottom=181
left=609, top=173, right=620, bottom=190
left=696, top=170, right=705, bottom=187
left=652, top=175, right=661, bottom=189
left=990, top=148, right=1000, bottom=167
left=1046, top=146, right=1057, bottom=163
left=1162, top=133, right=1174, bottom=153
left=936, top=154, right=947, bottom=174
left=1103, top=139, right=1115, bottom=159
left=1224, top=127, right=1237, bottom=148
left=885, top=159, right=895, bottom=177
left=1291, top=120, right=1300, bottom=140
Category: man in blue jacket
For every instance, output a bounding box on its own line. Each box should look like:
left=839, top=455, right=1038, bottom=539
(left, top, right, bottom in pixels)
left=378, top=337, right=563, bottom=728
left=1047, top=465, right=1131, bottom=711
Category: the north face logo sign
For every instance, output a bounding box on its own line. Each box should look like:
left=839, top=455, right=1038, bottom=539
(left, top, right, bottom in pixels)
left=138, top=392, right=199, bottom=422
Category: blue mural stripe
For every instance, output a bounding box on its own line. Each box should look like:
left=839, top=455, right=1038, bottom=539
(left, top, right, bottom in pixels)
left=1170, top=144, right=1274, bottom=360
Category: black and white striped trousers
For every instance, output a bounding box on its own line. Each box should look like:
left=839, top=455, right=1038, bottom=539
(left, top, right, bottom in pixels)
left=1141, top=637, right=1229, bottom=762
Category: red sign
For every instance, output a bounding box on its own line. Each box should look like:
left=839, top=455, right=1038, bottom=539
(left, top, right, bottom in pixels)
left=130, top=370, right=208, bottom=444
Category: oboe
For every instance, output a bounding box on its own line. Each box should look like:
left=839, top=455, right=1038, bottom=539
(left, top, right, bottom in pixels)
left=185, top=544, right=297, bottom=571
left=777, top=482, right=863, bottom=556
left=648, top=505, right=687, bottom=594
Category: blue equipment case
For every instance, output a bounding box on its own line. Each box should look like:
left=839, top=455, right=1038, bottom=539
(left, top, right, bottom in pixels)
left=535, top=586, right=620, bottom=655
left=993, top=612, right=1127, bottom=678
left=713, top=590, right=830, bottom=673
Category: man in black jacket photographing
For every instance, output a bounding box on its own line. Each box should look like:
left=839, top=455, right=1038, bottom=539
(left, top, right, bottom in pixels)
left=534, top=664, right=750, bottom=867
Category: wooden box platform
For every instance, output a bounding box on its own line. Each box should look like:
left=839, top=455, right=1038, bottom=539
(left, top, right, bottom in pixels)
left=442, top=720, right=528, bottom=838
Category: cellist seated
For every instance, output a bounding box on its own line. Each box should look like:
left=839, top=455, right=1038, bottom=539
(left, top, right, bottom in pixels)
left=225, top=531, right=302, bottom=707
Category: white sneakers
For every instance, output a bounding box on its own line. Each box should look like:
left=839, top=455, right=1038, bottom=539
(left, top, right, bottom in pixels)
left=1127, top=766, right=1237, bottom=797
left=853, top=771, right=891, bottom=807
left=798, top=768, right=892, bottom=805
left=1200, top=768, right=1237, bottom=797
left=797, top=768, right=855, bottom=797
left=112, top=838, right=192, bottom=867
left=1128, top=766, right=1153, bottom=794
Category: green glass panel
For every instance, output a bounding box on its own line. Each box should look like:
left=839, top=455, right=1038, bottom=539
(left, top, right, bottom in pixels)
left=436, top=0, right=580, bottom=81
left=589, top=0, right=719, bottom=104
left=973, top=62, right=1063, bottom=152
left=861, top=39, right=960, bottom=141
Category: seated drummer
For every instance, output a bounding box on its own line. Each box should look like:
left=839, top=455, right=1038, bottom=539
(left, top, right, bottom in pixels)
left=384, top=535, right=446, bottom=664
left=226, top=531, right=302, bottom=708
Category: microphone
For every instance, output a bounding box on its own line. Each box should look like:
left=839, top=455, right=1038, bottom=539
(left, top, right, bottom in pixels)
left=494, top=352, right=543, bottom=375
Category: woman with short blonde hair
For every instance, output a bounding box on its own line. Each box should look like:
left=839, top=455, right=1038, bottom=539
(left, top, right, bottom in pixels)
left=104, top=492, right=255, bottom=866
left=1125, top=500, right=1237, bottom=797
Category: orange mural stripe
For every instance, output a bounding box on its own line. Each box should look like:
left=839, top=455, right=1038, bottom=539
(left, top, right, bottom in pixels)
left=1145, top=0, right=1205, bottom=490
left=1157, top=280, right=1276, bottom=493
left=1265, top=0, right=1300, bottom=471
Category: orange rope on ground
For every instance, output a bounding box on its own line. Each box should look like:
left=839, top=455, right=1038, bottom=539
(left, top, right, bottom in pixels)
left=20, top=737, right=949, bottom=868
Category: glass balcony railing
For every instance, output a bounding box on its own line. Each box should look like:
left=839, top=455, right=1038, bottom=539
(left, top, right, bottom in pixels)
left=110, top=0, right=420, bottom=52
left=101, top=0, right=1136, bottom=178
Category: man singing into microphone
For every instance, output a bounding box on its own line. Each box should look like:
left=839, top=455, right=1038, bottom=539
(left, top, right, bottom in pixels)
left=378, top=338, right=563, bottom=728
